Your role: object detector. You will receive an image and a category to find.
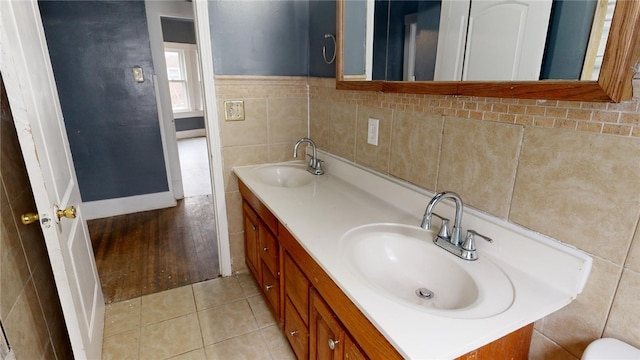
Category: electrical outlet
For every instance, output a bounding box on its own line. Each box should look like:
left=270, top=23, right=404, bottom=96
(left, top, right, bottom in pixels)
left=224, top=100, right=245, bottom=121
left=367, top=118, right=379, bottom=146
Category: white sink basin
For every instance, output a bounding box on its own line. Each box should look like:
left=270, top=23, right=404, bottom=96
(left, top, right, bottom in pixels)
left=252, top=163, right=314, bottom=188
left=339, top=223, right=514, bottom=318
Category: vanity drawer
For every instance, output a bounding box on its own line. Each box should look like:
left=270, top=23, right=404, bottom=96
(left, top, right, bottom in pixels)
left=262, top=264, right=280, bottom=317
left=284, top=251, right=310, bottom=324
left=259, top=226, right=279, bottom=277
left=285, top=298, right=309, bottom=360
left=239, top=180, right=278, bottom=235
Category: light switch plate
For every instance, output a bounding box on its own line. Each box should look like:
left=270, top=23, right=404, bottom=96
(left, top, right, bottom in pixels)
left=224, top=100, right=245, bottom=121
left=132, top=66, right=144, bottom=83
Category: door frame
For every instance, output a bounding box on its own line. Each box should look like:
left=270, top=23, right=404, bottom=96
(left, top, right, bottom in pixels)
left=145, top=0, right=190, bottom=201
left=146, top=0, right=231, bottom=276
left=193, top=0, right=232, bottom=276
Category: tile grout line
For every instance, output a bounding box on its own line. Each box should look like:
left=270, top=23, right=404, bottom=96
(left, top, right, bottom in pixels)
left=191, top=283, right=207, bottom=358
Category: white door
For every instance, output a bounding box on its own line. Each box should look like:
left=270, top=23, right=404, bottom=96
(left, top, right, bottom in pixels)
left=434, top=0, right=471, bottom=81
left=462, top=0, right=553, bottom=80
left=0, top=1, right=104, bottom=359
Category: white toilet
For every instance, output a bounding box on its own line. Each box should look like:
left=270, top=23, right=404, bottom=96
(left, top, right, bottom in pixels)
left=582, top=338, right=640, bottom=359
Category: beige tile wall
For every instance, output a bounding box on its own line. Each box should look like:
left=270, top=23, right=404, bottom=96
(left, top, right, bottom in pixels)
left=217, top=75, right=639, bottom=358
left=307, top=77, right=640, bottom=359
left=215, top=76, right=309, bottom=273
left=1, top=81, right=72, bottom=359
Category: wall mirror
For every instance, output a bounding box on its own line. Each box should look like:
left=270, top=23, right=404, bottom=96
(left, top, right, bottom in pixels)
left=336, top=0, right=640, bottom=102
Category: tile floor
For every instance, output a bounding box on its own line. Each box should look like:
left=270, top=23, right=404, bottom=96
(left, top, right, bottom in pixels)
left=102, top=273, right=296, bottom=360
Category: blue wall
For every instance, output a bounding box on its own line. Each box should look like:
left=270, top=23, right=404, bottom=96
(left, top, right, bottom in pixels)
left=39, top=0, right=169, bottom=202
left=414, top=1, right=441, bottom=81
left=175, top=117, right=206, bottom=132
left=162, top=17, right=197, bottom=44
left=309, top=0, right=337, bottom=78
left=38, top=0, right=333, bottom=203
left=208, top=1, right=310, bottom=76
left=540, top=0, right=597, bottom=80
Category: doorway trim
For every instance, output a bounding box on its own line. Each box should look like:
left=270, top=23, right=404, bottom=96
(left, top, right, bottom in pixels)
left=145, top=1, right=190, bottom=200
left=192, top=0, right=231, bottom=276
left=146, top=0, right=231, bottom=277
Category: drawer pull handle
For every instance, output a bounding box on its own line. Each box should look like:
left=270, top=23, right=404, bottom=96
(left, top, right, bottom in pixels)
left=251, top=225, right=257, bottom=231
left=265, top=284, right=273, bottom=291
left=328, top=339, right=339, bottom=350
left=263, top=246, right=269, bottom=252
left=290, top=330, right=298, bottom=336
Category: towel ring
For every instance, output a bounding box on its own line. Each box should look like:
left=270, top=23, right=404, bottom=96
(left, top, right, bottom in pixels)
left=323, top=33, right=336, bottom=64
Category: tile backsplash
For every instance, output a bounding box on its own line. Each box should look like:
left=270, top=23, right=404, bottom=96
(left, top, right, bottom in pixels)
left=308, top=77, right=640, bottom=359
left=220, top=75, right=639, bottom=359
left=216, top=76, right=310, bottom=273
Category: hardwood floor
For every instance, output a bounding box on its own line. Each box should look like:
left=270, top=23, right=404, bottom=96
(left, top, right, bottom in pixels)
left=89, top=195, right=219, bottom=303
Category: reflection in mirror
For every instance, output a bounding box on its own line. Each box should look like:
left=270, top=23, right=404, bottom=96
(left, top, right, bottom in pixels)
left=344, top=0, right=614, bottom=82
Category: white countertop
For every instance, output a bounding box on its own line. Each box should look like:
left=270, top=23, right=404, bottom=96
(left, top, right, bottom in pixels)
left=233, top=150, right=592, bottom=359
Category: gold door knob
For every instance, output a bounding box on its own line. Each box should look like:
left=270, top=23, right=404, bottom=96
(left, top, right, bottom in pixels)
left=21, top=213, right=40, bottom=225
left=56, top=206, right=76, bottom=221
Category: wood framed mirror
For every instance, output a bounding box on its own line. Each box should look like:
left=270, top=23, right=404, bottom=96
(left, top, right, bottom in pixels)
left=336, top=0, right=640, bottom=102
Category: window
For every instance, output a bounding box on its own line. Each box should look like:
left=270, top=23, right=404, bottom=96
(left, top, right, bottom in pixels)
left=164, top=42, right=203, bottom=117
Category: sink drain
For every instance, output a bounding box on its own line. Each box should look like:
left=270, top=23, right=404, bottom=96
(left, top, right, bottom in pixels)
left=415, top=287, right=434, bottom=300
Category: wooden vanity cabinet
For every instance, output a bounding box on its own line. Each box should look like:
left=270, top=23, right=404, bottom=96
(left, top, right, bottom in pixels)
left=240, top=181, right=281, bottom=322
left=239, top=180, right=533, bottom=360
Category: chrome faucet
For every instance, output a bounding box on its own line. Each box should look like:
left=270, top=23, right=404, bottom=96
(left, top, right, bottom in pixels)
left=421, top=191, right=465, bottom=245
left=293, top=138, right=324, bottom=175
left=420, top=191, right=492, bottom=261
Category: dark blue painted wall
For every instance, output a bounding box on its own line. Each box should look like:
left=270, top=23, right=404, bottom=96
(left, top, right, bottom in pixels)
left=309, top=0, right=337, bottom=78
left=162, top=17, right=197, bottom=44
left=540, top=0, right=597, bottom=79
left=373, top=0, right=439, bottom=81
left=414, top=1, right=441, bottom=81
left=175, top=117, right=206, bottom=132
left=208, top=1, right=309, bottom=76
left=39, top=0, right=169, bottom=202
left=372, top=0, right=390, bottom=80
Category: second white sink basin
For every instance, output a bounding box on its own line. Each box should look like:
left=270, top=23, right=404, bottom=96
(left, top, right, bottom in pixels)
left=251, top=163, right=314, bottom=188
left=339, top=223, right=514, bottom=319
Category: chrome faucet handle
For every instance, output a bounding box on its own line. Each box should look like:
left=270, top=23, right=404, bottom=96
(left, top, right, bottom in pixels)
left=306, top=155, right=324, bottom=175
left=430, top=213, right=451, bottom=239
left=462, top=229, right=493, bottom=251
left=306, top=154, right=315, bottom=167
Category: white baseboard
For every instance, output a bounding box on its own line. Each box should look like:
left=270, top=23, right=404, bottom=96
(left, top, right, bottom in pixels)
left=82, top=191, right=177, bottom=220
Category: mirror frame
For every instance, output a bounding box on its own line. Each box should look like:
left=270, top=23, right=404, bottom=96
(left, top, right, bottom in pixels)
left=336, top=0, right=640, bottom=102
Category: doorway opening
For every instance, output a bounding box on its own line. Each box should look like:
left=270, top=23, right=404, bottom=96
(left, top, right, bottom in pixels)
left=87, top=12, right=221, bottom=303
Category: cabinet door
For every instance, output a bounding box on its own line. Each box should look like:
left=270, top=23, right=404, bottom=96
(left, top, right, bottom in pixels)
left=242, top=201, right=261, bottom=282
left=344, top=335, right=367, bottom=360
left=310, top=290, right=345, bottom=360
left=284, top=252, right=310, bottom=324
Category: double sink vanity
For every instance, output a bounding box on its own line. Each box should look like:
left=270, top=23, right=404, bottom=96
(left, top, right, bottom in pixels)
left=234, top=148, right=592, bottom=359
